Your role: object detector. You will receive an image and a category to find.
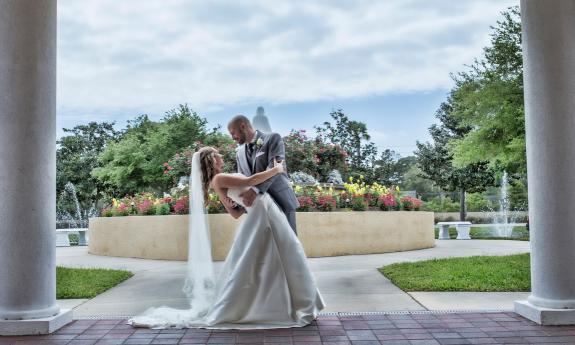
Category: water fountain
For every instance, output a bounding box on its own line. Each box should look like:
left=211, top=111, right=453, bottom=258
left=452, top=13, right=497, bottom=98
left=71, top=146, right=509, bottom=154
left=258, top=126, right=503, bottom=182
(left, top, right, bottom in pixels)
left=495, top=172, right=513, bottom=237
left=64, top=182, right=82, bottom=226
left=484, top=171, right=528, bottom=238
left=56, top=182, right=88, bottom=246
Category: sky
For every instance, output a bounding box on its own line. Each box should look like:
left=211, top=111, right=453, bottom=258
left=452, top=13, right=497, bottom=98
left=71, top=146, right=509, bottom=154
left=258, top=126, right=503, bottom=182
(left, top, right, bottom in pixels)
left=57, top=0, right=518, bottom=156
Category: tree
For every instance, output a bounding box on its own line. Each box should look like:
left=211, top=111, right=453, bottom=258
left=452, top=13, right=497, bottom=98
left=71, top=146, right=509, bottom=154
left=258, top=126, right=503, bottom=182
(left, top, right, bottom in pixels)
left=315, top=110, right=378, bottom=181
left=203, top=130, right=238, bottom=173
left=283, top=130, right=348, bottom=181
left=370, top=150, right=417, bottom=187
left=377, top=155, right=442, bottom=197
left=447, top=7, right=525, bottom=175
left=93, top=104, right=210, bottom=195
left=56, top=121, right=120, bottom=219
left=416, top=100, right=495, bottom=220
left=163, top=131, right=237, bottom=186
left=400, top=164, right=439, bottom=200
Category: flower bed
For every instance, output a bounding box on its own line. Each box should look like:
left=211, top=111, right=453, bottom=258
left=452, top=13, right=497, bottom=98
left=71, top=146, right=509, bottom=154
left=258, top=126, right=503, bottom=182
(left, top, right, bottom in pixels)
left=89, top=211, right=435, bottom=261
left=100, top=177, right=424, bottom=217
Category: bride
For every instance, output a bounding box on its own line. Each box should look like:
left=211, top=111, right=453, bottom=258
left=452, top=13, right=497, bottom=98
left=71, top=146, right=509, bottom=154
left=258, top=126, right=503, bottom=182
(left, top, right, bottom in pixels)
left=128, top=146, right=325, bottom=329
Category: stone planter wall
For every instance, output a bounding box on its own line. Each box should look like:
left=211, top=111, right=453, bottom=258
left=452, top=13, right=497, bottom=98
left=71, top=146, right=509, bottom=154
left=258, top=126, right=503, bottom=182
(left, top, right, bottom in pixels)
left=88, top=211, right=435, bottom=261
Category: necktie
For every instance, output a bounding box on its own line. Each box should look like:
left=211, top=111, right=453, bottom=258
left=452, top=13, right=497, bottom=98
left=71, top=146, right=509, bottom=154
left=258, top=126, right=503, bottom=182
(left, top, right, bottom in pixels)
left=246, top=143, right=255, bottom=171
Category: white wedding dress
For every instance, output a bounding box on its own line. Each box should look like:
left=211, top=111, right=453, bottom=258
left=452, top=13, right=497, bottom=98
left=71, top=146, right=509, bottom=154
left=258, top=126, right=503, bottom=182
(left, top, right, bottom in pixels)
left=128, top=185, right=325, bottom=329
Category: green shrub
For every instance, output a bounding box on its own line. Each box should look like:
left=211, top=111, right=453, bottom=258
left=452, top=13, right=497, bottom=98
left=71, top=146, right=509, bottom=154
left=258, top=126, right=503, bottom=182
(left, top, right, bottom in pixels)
left=465, top=193, right=490, bottom=211
left=350, top=196, right=367, bottom=211
left=155, top=203, right=171, bottom=215
left=422, top=196, right=459, bottom=212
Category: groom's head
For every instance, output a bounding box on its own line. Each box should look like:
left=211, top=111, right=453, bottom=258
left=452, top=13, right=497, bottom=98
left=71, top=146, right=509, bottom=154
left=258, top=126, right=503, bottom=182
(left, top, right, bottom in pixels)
left=228, top=115, right=255, bottom=145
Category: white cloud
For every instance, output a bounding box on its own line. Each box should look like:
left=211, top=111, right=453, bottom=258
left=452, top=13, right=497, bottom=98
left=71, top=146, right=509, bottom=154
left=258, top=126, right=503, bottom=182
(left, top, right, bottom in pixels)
left=57, top=0, right=518, bottom=111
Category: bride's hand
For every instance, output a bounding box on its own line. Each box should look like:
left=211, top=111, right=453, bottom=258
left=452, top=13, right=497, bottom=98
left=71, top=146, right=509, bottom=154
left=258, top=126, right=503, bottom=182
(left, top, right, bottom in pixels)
left=272, top=157, right=284, bottom=174
left=221, top=195, right=235, bottom=208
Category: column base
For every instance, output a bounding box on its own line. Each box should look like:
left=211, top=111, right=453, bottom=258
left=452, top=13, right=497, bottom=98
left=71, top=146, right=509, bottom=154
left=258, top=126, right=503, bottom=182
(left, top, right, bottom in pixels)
left=515, top=300, right=575, bottom=325
left=0, top=309, right=73, bottom=336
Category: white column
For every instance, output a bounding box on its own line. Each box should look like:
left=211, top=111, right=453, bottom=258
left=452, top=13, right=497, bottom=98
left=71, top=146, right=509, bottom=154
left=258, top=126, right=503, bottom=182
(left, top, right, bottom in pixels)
left=0, top=0, right=72, bottom=334
left=515, top=0, right=575, bottom=325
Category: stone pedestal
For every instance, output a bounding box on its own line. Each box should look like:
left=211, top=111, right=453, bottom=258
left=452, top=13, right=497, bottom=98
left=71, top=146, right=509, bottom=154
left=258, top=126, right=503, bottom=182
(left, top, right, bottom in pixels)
left=0, top=310, right=73, bottom=336
left=455, top=224, right=471, bottom=240
left=515, top=0, right=575, bottom=325
left=515, top=301, right=575, bottom=326
left=437, top=225, right=450, bottom=240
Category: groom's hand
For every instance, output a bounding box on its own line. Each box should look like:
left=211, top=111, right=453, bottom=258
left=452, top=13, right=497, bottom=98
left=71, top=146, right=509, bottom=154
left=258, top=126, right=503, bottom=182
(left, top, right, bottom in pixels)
left=240, top=189, right=257, bottom=207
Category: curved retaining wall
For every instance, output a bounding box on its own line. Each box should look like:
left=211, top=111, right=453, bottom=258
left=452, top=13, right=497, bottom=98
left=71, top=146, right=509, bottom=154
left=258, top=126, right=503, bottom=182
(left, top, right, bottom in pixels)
left=88, top=212, right=435, bottom=261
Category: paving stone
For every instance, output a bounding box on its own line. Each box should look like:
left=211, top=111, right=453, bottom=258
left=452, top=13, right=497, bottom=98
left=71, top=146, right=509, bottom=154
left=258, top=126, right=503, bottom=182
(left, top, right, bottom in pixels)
left=3, top=312, right=575, bottom=344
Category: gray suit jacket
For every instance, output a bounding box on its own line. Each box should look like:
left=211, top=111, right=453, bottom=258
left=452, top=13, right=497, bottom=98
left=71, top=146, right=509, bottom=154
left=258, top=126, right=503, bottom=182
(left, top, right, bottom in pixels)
left=236, top=131, right=299, bottom=213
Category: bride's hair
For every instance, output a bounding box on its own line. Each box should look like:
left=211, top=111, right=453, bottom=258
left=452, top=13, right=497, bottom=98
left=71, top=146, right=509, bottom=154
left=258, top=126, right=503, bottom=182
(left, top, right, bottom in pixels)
left=196, top=146, right=218, bottom=206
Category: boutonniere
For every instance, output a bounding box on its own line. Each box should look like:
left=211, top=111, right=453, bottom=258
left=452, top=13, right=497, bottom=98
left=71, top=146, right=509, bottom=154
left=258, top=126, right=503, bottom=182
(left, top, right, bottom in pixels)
left=255, top=138, right=264, bottom=149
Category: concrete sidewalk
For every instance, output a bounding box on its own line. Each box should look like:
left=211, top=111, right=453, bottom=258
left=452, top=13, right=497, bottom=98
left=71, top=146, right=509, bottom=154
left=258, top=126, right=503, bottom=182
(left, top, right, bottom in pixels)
left=56, top=240, right=530, bottom=317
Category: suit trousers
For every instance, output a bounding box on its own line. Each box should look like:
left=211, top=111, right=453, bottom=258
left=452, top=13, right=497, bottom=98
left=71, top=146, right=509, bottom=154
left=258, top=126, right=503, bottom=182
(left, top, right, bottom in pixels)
left=285, top=211, right=297, bottom=235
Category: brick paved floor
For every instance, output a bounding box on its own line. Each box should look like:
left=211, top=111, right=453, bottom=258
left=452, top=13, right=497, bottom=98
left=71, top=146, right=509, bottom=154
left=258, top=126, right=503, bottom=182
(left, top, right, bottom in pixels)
left=1, top=312, right=575, bottom=345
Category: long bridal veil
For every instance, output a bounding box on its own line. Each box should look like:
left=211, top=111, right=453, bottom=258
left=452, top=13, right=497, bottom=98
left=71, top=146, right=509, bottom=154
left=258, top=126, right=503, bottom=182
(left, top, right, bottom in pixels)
left=128, top=151, right=215, bottom=328
left=182, top=151, right=216, bottom=315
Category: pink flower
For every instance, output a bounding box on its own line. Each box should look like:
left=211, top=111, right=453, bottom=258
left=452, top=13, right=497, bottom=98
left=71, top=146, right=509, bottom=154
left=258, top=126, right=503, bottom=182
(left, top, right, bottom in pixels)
left=316, top=195, right=336, bottom=211
left=297, top=196, right=315, bottom=211
left=137, top=199, right=153, bottom=214
left=174, top=196, right=189, bottom=214
left=400, top=196, right=423, bottom=210
left=379, top=193, right=397, bottom=207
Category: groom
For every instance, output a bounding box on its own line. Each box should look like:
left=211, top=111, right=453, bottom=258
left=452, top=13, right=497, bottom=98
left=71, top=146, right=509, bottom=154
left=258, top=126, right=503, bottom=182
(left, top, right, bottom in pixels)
left=228, top=115, right=299, bottom=234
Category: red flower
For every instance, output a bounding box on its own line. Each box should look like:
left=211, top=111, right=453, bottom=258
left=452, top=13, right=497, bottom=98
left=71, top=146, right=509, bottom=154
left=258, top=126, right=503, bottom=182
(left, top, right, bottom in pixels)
left=379, top=193, right=397, bottom=207
left=297, top=196, right=315, bottom=211
left=137, top=199, right=154, bottom=215
left=173, top=196, right=189, bottom=214
left=316, top=194, right=336, bottom=211
left=400, top=196, right=423, bottom=210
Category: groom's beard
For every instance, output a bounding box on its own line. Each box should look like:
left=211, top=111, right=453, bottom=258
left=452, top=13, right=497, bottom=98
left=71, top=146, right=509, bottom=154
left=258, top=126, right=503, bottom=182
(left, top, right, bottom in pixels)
left=237, top=133, right=249, bottom=145
left=231, top=132, right=247, bottom=145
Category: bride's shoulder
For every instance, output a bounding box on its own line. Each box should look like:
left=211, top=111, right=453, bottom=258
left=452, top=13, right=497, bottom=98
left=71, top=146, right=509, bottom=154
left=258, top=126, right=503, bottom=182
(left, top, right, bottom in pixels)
left=212, top=172, right=245, bottom=185
left=216, top=172, right=245, bottom=177
left=219, top=172, right=245, bottom=178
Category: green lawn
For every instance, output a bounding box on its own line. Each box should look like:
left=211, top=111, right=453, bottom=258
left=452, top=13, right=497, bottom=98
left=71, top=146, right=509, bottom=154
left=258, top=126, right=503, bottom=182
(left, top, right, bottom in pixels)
left=435, top=226, right=529, bottom=241
left=56, top=266, right=134, bottom=299
left=379, top=253, right=530, bottom=292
